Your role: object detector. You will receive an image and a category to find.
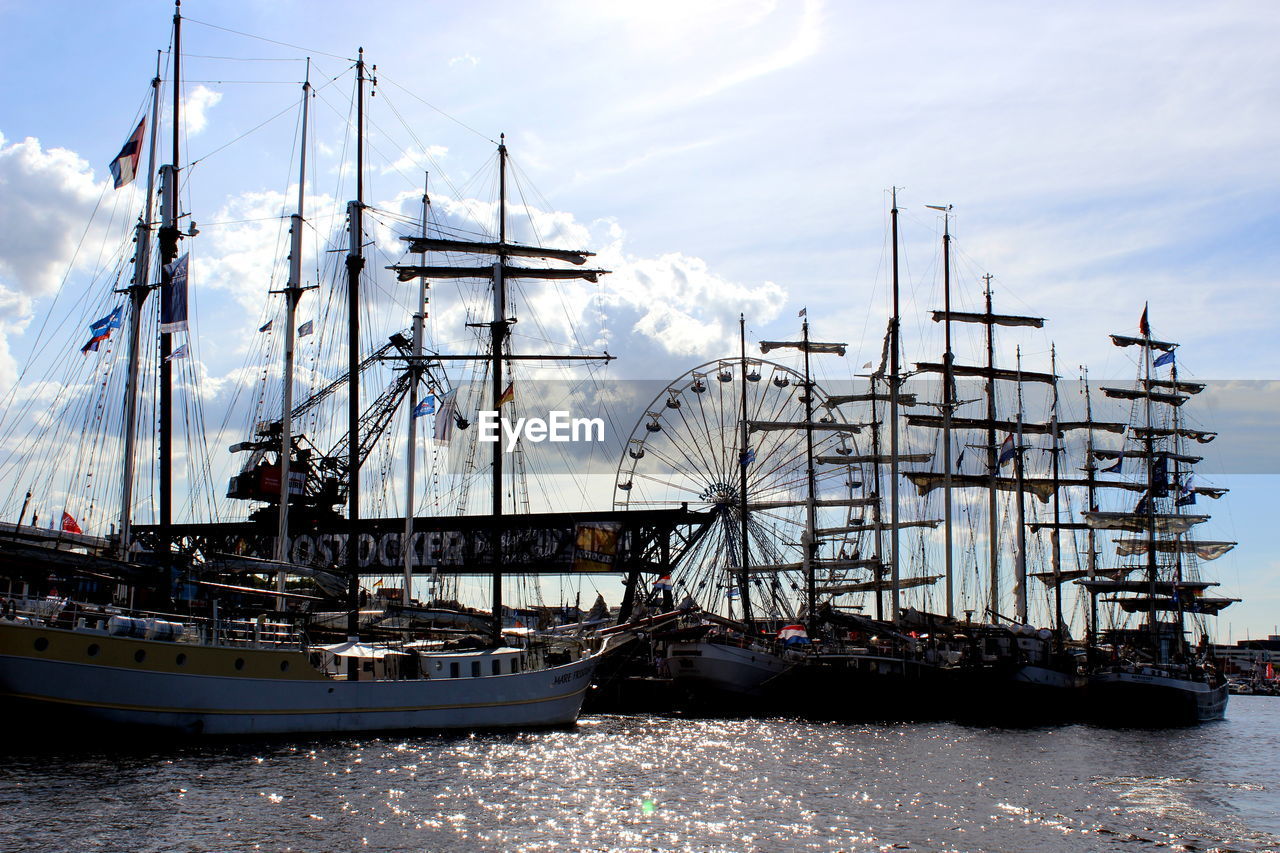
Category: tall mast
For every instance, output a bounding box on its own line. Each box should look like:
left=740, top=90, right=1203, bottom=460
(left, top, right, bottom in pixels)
left=869, top=375, right=884, bottom=621
left=1140, top=304, right=1160, bottom=652
left=157, top=1, right=183, bottom=559
left=274, top=63, right=312, bottom=606
left=940, top=206, right=955, bottom=620
left=1013, top=346, right=1028, bottom=624
left=1082, top=365, right=1099, bottom=650
left=403, top=173, right=430, bottom=606
left=1049, top=345, right=1064, bottom=643
left=982, top=275, right=999, bottom=620
left=491, top=136, right=510, bottom=642
left=801, top=318, right=818, bottom=634
left=345, top=49, right=367, bottom=644
left=888, top=188, right=902, bottom=622
left=737, top=314, right=754, bottom=628
left=119, top=51, right=163, bottom=559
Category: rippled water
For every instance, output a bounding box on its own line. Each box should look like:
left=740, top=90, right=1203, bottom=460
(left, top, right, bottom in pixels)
left=2, top=697, right=1277, bottom=852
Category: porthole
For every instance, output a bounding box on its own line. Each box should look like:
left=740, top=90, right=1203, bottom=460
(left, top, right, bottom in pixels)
left=134, top=649, right=146, bottom=663
left=33, top=637, right=49, bottom=652
left=176, top=653, right=187, bottom=666
left=87, top=643, right=100, bottom=657
left=234, top=658, right=245, bottom=671
left=279, top=660, right=290, bottom=672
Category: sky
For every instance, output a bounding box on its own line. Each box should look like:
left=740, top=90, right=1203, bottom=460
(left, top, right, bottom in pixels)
left=0, top=1, right=1276, bottom=639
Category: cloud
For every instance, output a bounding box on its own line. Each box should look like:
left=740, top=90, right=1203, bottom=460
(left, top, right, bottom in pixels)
left=183, top=85, right=222, bottom=137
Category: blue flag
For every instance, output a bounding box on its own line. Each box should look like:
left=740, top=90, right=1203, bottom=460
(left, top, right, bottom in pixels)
left=1154, top=350, right=1175, bottom=368
left=412, top=395, right=436, bottom=418
left=160, top=254, right=189, bottom=333
left=740, top=447, right=756, bottom=467
left=1101, top=457, right=1122, bottom=474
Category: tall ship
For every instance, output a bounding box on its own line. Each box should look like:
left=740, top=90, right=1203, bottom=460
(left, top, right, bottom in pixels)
left=0, top=4, right=692, bottom=735
left=1078, top=308, right=1234, bottom=724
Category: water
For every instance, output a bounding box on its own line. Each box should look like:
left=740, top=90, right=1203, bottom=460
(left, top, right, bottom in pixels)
left=2, top=698, right=1277, bottom=853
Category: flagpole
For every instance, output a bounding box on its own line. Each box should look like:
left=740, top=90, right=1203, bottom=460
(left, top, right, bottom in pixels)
left=737, top=313, right=754, bottom=630
left=1013, top=346, right=1027, bottom=624
left=275, top=62, right=312, bottom=608
left=119, top=51, right=163, bottom=560
left=983, top=275, right=999, bottom=622
left=345, top=49, right=367, bottom=662
left=940, top=205, right=955, bottom=620
left=403, top=173, right=430, bottom=607
left=491, top=136, right=509, bottom=643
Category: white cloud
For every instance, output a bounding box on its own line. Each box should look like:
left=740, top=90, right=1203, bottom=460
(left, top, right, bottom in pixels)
left=183, top=85, right=222, bottom=137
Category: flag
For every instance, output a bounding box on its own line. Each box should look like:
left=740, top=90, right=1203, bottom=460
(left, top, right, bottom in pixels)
left=727, top=586, right=740, bottom=599
left=433, top=389, right=458, bottom=443
left=798, top=307, right=807, bottom=318
left=160, top=254, right=189, bottom=333
left=862, top=361, right=873, bottom=369
left=997, top=434, right=1016, bottom=468
left=652, top=574, right=672, bottom=591
left=740, top=447, right=756, bottom=467
left=372, top=578, right=384, bottom=588
left=1139, top=304, right=1150, bottom=338
left=258, top=320, right=273, bottom=333
left=1177, top=473, right=1197, bottom=507
left=61, top=511, right=82, bottom=534
left=1135, top=494, right=1150, bottom=515
left=1153, top=350, right=1175, bottom=368
left=81, top=305, right=124, bottom=353
left=165, top=343, right=188, bottom=362
left=1151, top=454, right=1169, bottom=497
left=497, top=382, right=515, bottom=407
left=109, top=117, right=146, bottom=189
left=777, top=624, right=810, bottom=645
left=1101, top=457, right=1122, bottom=474
left=298, top=320, right=314, bottom=337
left=412, top=395, right=436, bottom=418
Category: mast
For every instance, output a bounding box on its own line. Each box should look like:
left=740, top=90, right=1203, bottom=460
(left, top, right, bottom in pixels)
left=490, top=136, right=509, bottom=642
left=1050, top=345, right=1064, bottom=644
left=119, top=51, right=162, bottom=559
left=274, top=64, right=312, bottom=607
left=1013, top=346, right=1028, bottom=624
left=940, top=206, right=955, bottom=619
left=402, top=173, right=430, bottom=606
left=157, top=1, right=182, bottom=559
left=1141, top=304, right=1160, bottom=653
left=888, top=188, right=902, bottom=622
left=982, top=275, right=998, bottom=621
left=1082, top=366, right=1099, bottom=648
left=869, top=375, right=884, bottom=621
left=345, top=49, right=367, bottom=645
left=802, top=317, right=818, bottom=635
left=737, top=314, right=754, bottom=628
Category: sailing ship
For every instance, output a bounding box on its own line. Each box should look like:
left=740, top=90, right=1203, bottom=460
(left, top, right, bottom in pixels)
left=0, top=5, right=626, bottom=735
left=1078, top=308, right=1234, bottom=725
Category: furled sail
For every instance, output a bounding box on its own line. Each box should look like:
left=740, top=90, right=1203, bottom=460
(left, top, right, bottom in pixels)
left=815, top=519, right=941, bottom=536
left=825, top=392, right=918, bottom=407
left=1131, top=426, right=1217, bottom=443
left=1114, top=539, right=1236, bottom=560
left=1109, top=333, right=1177, bottom=352
left=759, top=340, right=848, bottom=356
left=1101, top=386, right=1188, bottom=407
left=1102, top=596, right=1237, bottom=615
left=400, top=236, right=594, bottom=265
left=904, top=472, right=1060, bottom=502
left=1091, top=449, right=1203, bottom=465
left=912, top=362, right=1056, bottom=384
left=931, top=310, right=1044, bottom=328
left=747, top=420, right=864, bottom=434
left=1083, top=511, right=1209, bottom=535
left=817, top=575, right=942, bottom=595
left=815, top=452, right=932, bottom=465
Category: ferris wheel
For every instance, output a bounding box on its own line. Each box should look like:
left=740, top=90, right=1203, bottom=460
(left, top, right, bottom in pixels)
left=614, top=357, right=867, bottom=618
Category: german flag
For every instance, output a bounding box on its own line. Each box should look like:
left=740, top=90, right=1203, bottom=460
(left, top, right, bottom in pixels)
left=497, top=382, right=515, bottom=407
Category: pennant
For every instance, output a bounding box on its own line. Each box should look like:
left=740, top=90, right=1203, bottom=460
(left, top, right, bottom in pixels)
left=433, top=389, right=458, bottom=444
left=997, top=434, right=1016, bottom=468
left=61, top=511, right=82, bottom=535
left=165, top=343, right=189, bottom=362
left=109, top=117, right=146, bottom=189
left=298, top=320, right=314, bottom=338
left=412, top=395, right=436, bottom=418
left=258, top=320, right=273, bottom=333
left=861, top=361, right=873, bottom=369
left=497, top=382, right=515, bottom=407
left=1153, top=350, right=1175, bottom=368
left=160, top=254, right=189, bottom=333
left=740, top=447, right=756, bottom=467
left=652, top=574, right=672, bottom=591
left=1139, top=304, right=1150, bottom=338
left=1101, top=457, right=1122, bottom=474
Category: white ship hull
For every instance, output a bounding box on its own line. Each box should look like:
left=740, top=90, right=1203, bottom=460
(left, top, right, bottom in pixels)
left=666, top=638, right=793, bottom=704
left=0, top=621, right=597, bottom=735
left=1088, top=667, right=1228, bottom=725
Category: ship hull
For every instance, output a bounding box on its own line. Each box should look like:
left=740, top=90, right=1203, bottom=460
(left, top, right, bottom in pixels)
left=950, top=662, right=1087, bottom=725
left=1087, top=668, right=1228, bottom=726
left=0, top=621, right=596, bottom=736
left=664, top=639, right=794, bottom=712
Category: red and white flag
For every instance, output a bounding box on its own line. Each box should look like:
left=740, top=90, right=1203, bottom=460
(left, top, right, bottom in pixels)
left=61, top=511, right=82, bottom=534
left=109, top=117, right=146, bottom=189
